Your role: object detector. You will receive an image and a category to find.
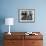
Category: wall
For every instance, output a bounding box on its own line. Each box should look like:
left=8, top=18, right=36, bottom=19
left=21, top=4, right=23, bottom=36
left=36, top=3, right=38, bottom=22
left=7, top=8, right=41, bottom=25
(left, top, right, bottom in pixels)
left=0, top=0, right=46, bottom=33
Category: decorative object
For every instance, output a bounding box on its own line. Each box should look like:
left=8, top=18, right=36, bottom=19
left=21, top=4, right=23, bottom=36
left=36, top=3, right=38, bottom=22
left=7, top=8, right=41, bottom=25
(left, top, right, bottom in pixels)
left=5, top=18, right=14, bottom=35
left=25, top=32, right=38, bottom=35
left=18, top=9, right=35, bottom=23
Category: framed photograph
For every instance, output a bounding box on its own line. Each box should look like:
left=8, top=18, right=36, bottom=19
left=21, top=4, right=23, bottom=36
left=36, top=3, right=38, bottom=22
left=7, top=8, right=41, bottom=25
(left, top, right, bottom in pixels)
left=18, top=9, right=35, bottom=23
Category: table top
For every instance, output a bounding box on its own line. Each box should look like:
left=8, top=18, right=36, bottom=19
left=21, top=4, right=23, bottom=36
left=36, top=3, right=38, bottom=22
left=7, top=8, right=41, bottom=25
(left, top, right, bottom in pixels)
left=4, top=32, right=43, bottom=40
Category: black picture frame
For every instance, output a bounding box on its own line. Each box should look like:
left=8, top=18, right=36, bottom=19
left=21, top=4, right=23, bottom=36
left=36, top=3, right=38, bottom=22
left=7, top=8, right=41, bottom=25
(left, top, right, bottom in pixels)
left=18, top=9, right=35, bottom=23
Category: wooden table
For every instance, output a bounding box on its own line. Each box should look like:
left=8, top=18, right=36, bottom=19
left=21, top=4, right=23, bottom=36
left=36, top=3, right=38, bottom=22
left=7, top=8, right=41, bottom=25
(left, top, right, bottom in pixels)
left=4, top=32, right=43, bottom=46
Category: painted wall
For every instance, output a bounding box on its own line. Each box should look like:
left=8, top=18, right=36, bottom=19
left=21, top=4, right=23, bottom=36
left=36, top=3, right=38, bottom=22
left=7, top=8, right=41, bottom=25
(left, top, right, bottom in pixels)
left=0, top=0, right=46, bottom=32
left=0, top=0, right=46, bottom=33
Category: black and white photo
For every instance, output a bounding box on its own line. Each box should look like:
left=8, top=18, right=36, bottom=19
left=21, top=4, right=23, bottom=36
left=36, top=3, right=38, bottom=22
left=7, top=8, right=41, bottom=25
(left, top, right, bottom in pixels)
left=18, top=9, right=35, bottom=23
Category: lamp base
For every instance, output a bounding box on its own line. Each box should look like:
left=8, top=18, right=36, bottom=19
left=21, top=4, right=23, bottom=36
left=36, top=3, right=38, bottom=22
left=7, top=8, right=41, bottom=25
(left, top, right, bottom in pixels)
left=8, top=32, right=11, bottom=35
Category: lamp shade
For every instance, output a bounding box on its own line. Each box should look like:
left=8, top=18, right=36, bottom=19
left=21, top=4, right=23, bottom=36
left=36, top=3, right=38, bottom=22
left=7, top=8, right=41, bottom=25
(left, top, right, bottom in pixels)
left=5, top=18, right=14, bottom=25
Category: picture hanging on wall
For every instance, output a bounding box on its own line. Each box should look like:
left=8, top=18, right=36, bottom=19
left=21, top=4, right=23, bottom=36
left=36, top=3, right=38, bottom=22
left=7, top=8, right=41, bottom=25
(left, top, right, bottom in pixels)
left=18, top=9, right=35, bottom=23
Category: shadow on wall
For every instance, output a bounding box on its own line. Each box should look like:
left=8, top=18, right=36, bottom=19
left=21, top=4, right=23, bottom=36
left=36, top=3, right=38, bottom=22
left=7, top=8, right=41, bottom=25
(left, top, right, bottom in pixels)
left=0, top=16, right=5, bottom=46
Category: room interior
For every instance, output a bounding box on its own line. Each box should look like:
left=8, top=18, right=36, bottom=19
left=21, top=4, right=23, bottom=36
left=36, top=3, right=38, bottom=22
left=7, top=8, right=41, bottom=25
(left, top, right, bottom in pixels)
left=0, top=0, right=46, bottom=46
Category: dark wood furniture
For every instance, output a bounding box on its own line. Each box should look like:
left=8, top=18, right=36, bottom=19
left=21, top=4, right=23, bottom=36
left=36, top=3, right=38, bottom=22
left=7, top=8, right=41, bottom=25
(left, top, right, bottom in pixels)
left=4, top=32, right=43, bottom=46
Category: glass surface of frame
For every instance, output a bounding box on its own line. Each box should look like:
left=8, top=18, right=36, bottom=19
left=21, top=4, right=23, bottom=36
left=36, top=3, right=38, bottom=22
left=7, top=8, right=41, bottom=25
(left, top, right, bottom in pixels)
left=18, top=9, right=35, bottom=23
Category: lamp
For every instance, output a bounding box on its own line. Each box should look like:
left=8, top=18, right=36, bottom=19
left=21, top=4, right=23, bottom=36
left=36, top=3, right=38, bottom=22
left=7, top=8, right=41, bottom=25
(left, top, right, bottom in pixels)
left=5, top=18, right=14, bottom=35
